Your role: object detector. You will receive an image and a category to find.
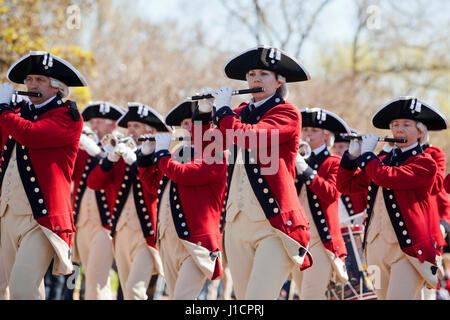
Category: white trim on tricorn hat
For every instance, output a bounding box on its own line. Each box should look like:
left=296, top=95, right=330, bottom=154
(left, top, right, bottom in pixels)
left=117, top=103, right=173, bottom=132
left=300, top=107, right=350, bottom=134
left=165, top=100, right=196, bottom=127
left=371, top=96, right=448, bottom=131
left=223, top=45, right=310, bottom=83
left=7, top=51, right=88, bottom=87
left=80, top=102, right=126, bottom=121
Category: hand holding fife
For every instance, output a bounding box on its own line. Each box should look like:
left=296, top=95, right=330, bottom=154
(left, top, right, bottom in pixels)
left=0, top=83, right=15, bottom=105
left=361, top=133, right=379, bottom=154
left=141, top=134, right=156, bottom=155
left=122, top=146, right=137, bottom=165
left=295, top=153, right=309, bottom=174
left=154, top=133, right=172, bottom=152
left=211, top=86, right=233, bottom=111
left=197, top=90, right=215, bottom=113
left=79, top=134, right=101, bottom=157
left=348, top=139, right=362, bottom=159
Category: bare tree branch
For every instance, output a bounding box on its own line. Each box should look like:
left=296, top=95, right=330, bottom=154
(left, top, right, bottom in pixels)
left=295, top=0, right=333, bottom=57
left=221, top=1, right=261, bottom=44
left=351, top=0, right=367, bottom=76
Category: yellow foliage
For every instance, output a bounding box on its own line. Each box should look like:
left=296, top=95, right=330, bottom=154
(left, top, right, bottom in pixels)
left=69, top=87, right=92, bottom=109
left=0, top=0, right=95, bottom=82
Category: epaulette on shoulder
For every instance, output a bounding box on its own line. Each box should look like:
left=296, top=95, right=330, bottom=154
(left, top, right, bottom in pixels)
left=67, top=100, right=81, bottom=121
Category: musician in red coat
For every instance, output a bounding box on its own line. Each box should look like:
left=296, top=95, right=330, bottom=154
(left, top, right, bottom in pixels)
left=71, top=102, right=125, bottom=299
left=421, top=141, right=450, bottom=245
left=0, top=51, right=86, bottom=299
left=87, top=104, right=168, bottom=300
left=291, top=108, right=349, bottom=299
left=419, top=114, right=450, bottom=299
left=144, top=101, right=227, bottom=299
left=336, top=97, right=446, bottom=299
left=208, top=46, right=313, bottom=299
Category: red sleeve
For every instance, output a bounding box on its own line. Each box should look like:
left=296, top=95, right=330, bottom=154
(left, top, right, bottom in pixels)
left=87, top=159, right=120, bottom=191
left=156, top=155, right=226, bottom=187
left=218, top=103, right=300, bottom=150
left=0, top=108, right=81, bottom=149
left=138, top=165, right=163, bottom=198
left=309, top=157, right=340, bottom=202
left=445, top=174, right=450, bottom=194
left=336, top=165, right=371, bottom=195
left=425, top=147, right=446, bottom=194
left=364, top=156, right=437, bottom=190
left=72, top=149, right=87, bottom=180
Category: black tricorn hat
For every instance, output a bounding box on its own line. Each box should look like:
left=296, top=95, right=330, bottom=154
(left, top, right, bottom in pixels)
left=223, top=45, right=310, bottom=83
left=300, top=108, right=350, bottom=134
left=7, top=51, right=87, bottom=87
left=165, top=100, right=196, bottom=126
left=117, top=103, right=172, bottom=132
left=371, top=97, right=448, bottom=131
left=81, top=102, right=126, bottom=122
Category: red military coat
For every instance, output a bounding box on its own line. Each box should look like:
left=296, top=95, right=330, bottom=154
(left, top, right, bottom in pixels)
left=337, top=146, right=440, bottom=285
left=0, top=96, right=82, bottom=274
left=150, top=123, right=227, bottom=279
left=214, top=93, right=312, bottom=270
left=295, top=149, right=347, bottom=259
left=423, top=144, right=449, bottom=249
left=72, top=149, right=112, bottom=230
left=87, top=156, right=162, bottom=249
left=341, top=192, right=368, bottom=217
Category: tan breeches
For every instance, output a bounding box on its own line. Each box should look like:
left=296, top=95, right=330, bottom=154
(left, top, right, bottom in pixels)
left=114, top=225, right=154, bottom=300
left=158, top=228, right=206, bottom=300
left=225, top=212, right=295, bottom=300
left=366, top=234, right=424, bottom=300
left=0, top=248, right=9, bottom=299
left=0, top=209, right=53, bottom=299
left=76, top=222, right=113, bottom=300
left=291, top=238, right=333, bottom=300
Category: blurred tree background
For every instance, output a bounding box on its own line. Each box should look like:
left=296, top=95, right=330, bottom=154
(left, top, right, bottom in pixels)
left=0, top=0, right=449, bottom=168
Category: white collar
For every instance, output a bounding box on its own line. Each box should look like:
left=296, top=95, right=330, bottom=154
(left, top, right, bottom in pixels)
left=34, top=95, right=57, bottom=109
left=313, top=143, right=327, bottom=155
left=250, top=93, right=276, bottom=109
left=393, top=141, right=419, bottom=153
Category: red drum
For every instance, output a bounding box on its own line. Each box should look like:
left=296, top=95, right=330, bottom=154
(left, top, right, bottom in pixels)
left=327, top=225, right=378, bottom=300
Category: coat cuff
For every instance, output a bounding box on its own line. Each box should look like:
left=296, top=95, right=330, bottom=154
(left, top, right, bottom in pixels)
left=297, top=166, right=317, bottom=186
left=137, top=151, right=155, bottom=168
left=151, top=149, right=171, bottom=167
left=357, top=152, right=378, bottom=171
left=0, top=103, right=14, bottom=115
left=212, top=106, right=235, bottom=126
left=340, top=150, right=358, bottom=170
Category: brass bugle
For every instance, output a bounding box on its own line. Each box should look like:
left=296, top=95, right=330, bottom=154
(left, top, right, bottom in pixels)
left=138, top=136, right=191, bottom=142
left=190, top=87, right=265, bottom=100
left=298, top=140, right=312, bottom=159
left=101, top=133, right=137, bottom=153
left=16, top=91, right=42, bottom=97
left=339, top=133, right=407, bottom=143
